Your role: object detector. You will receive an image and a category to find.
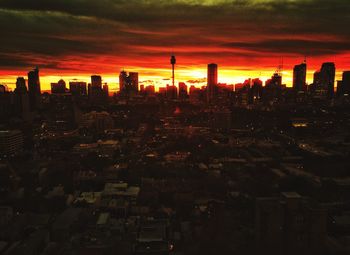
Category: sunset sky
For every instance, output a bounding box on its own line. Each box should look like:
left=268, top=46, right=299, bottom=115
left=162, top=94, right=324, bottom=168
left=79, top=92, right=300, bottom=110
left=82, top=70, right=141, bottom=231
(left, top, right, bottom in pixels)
left=0, top=0, right=350, bottom=91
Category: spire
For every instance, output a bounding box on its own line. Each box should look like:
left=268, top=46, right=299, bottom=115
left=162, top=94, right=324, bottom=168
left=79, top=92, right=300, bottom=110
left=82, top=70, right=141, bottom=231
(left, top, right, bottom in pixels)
left=170, top=54, right=176, bottom=87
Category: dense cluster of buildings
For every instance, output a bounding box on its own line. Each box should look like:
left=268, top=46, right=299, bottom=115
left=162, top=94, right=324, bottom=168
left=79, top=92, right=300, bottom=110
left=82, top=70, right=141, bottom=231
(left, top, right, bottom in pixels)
left=0, top=58, right=349, bottom=254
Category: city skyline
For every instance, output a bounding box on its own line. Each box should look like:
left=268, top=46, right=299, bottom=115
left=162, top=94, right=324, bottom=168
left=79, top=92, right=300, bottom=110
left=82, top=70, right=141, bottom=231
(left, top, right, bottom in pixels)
left=0, top=58, right=348, bottom=92
left=1, top=0, right=350, bottom=90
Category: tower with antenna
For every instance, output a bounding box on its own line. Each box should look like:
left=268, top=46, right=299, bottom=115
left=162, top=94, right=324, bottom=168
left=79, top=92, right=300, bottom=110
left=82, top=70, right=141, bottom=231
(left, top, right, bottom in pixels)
left=170, top=54, right=176, bottom=87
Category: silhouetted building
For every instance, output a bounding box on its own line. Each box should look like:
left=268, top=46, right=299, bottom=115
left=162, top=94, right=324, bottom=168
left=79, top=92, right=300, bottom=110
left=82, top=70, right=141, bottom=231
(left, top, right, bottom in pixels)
left=89, top=75, right=106, bottom=104
left=266, top=73, right=282, bottom=88
left=293, top=62, right=307, bottom=92
left=312, top=63, right=336, bottom=99
left=28, top=67, right=41, bottom=110
left=166, top=85, right=177, bottom=100
left=264, top=72, right=283, bottom=103
left=236, top=79, right=251, bottom=105
left=51, top=79, right=66, bottom=94
left=178, top=82, right=188, bottom=100
left=140, top=84, right=145, bottom=94
left=14, top=77, right=30, bottom=121
left=119, top=71, right=128, bottom=92
left=321, top=62, right=336, bottom=98
left=119, top=71, right=139, bottom=96
left=145, top=85, right=155, bottom=96
left=129, top=72, right=139, bottom=91
left=69, top=81, right=87, bottom=97
left=251, top=78, right=263, bottom=103
left=338, top=71, right=350, bottom=97
left=189, top=85, right=202, bottom=103
left=171, top=55, right=176, bottom=87
left=0, top=84, right=6, bottom=93
left=159, top=87, right=166, bottom=97
left=15, top=77, right=27, bottom=93
left=91, top=75, right=102, bottom=89
left=0, top=85, right=12, bottom=119
left=312, top=63, right=335, bottom=98
left=207, top=63, right=218, bottom=102
left=103, top=84, right=109, bottom=98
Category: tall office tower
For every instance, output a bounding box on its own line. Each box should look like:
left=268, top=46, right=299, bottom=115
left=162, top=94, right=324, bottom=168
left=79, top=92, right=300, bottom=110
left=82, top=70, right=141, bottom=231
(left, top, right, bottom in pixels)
left=69, top=81, right=87, bottom=97
left=251, top=78, right=263, bottom=103
left=178, top=82, right=188, bottom=100
left=28, top=67, right=41, bottom=110
left=320, top=62, right=336, bottom=98
left=119, top=71, right=128, bottom=92
left=89, top=75, right=106, bottom=104
left=293, top=62, right=307, bottom=92
left=119, top=71, right=139, bottom=96
left=103, top=84, right=109, bottom=98
left=339, top=71, right=350, bottom=96
left=207, top=63, right=218, bottom=102
left=91, top=75, right=102, bottom=88
left=51, top=79, right=66, bottom=94
left=129, top=72, right=139, bottom=92
left=16, top=77, right=27, bottom=93
left=14, top=77, right=30, bottom=121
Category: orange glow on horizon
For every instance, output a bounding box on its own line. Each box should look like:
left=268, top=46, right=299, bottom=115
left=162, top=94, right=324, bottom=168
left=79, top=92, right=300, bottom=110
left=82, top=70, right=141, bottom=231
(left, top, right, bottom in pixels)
left=0, top=67, right=345, bottom=92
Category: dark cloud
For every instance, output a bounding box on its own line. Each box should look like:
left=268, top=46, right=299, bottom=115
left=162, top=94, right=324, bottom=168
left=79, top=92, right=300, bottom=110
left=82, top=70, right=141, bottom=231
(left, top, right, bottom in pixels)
left=139, top=80, right=154, bottom=83
left=224, top=40, right=350, bottom=56
left=187, top=78, right=207, bottom=84
left=0, top=0, right=349, bottom=72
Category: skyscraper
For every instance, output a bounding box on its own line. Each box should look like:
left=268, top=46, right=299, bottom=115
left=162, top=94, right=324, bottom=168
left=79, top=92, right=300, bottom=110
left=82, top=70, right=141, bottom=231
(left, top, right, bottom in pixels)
left=320, top=62, right=336, bottom=98
left=119, top=71, right=128, bottom=92
left=14, top=77, right=30, bottom=121
left=90, top=75, right=106, bottom=104
left=293, top=62, right=307, bottom=92
left=207, top=63, right=218, bottom=102
left=339, top=71, right=350, bottom=96
left=91, top=75, right=102, bottom=88
left=16, top=77, right=27, bottom=93
left=178, top=82, right=188, bottom=100
left=129, top=72, right=139, bottom=92
left=103, top=84, right=109, bottom=98
left=28, top=67, right=41, bottom=110
left=119, top=71, right=139, bottom=96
